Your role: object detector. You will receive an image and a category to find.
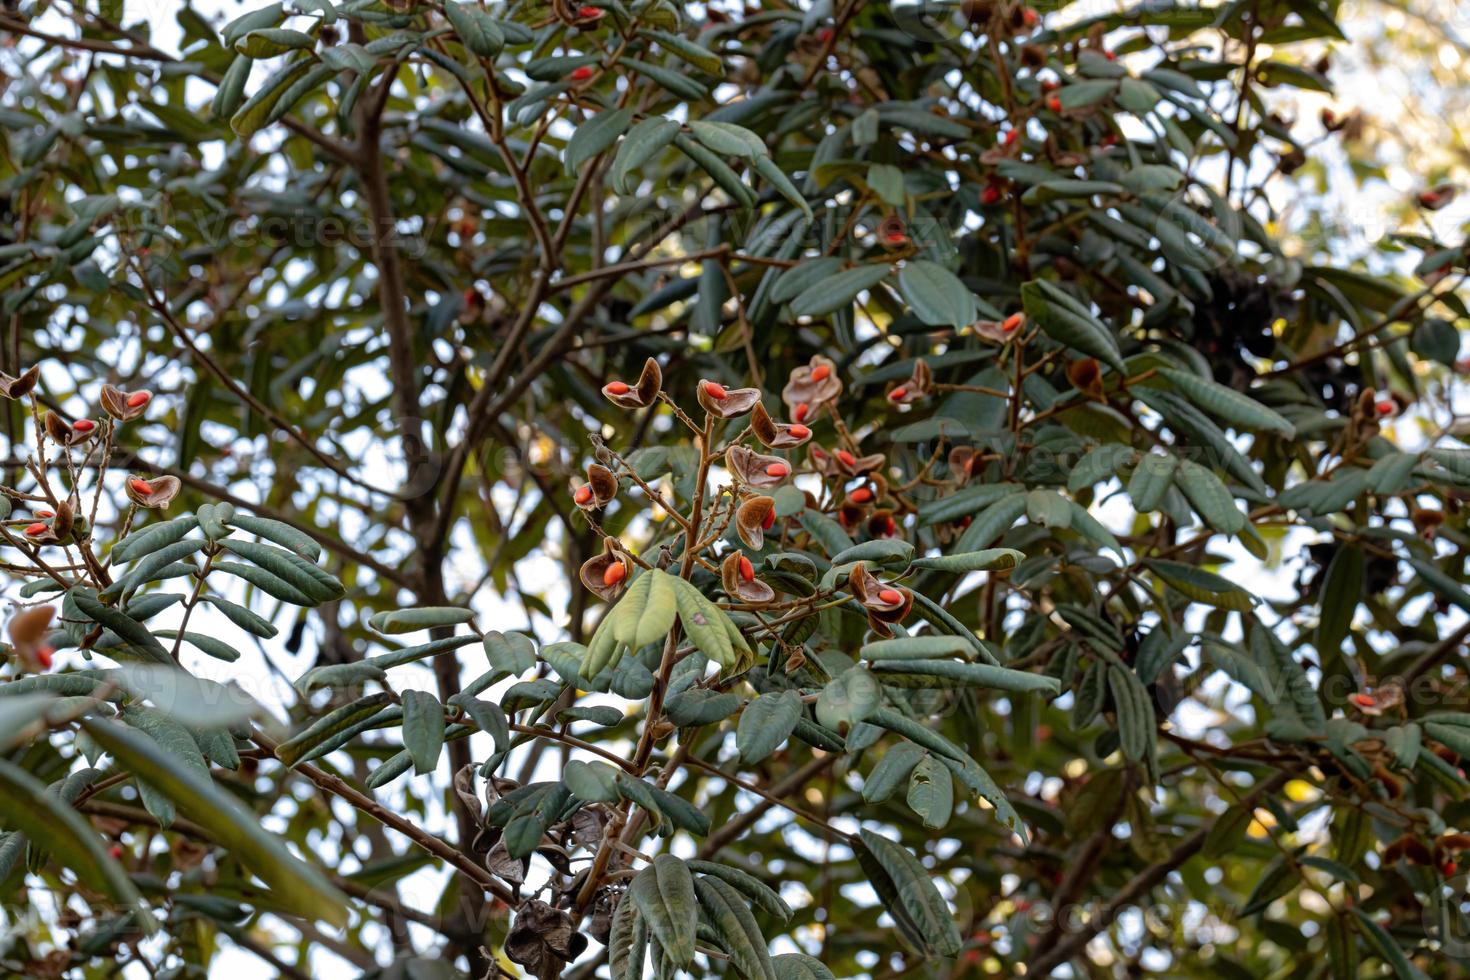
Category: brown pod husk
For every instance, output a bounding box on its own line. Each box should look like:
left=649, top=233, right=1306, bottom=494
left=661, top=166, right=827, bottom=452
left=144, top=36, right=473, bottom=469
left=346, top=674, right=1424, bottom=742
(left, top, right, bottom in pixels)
left=1066, top=357, right=1105, bottom=399
left=848, top=561, right=913, bottom=636
left=602, top=357, right=662, bottom=408
left=735, top=495, right=776, bottom=550
left=579, top=538, right=632, bottom=602
left=99, top=385, right=152, bottom=421
left=781, top=355, right=843, bottom=417
left=832, top=447, right=885, bottom=477
left=6, top=605, right=56, bottom=672
left=725, top=445, right=792, bottom=489
left=696, top=380, right=762, bottom=419
left=0, top=365, right=40, bottom=400
left=721, top=551, right=774, bottom=605
left=750, top=402, right=812, bottom=449
left=887, top=360, right=931, bottom=406
left=125, top=475, right=181, bottom=510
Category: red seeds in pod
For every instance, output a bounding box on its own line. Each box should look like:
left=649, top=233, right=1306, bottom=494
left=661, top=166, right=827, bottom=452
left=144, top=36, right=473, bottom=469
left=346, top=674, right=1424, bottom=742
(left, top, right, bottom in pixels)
left=885, top=232, right=907, bottom=243
left=1350, top=693, right=1376, bottom=708
left=849, top=487, right=873, bottom=504
left=130, top=479, right=154, bottom=495
left=1048, top=96, right=1062, bottom=112
left=606, top=381, right=631, bottom=395
left=72, top=419, right=96, bottom=433
left=35, top=647, right=52, bottom=669
left=1445, top=860, right=1458, bottom=877
left=739, top=556, right=755, bottom=582
left=1002, top=313, right=1024, bottom=333
left=818, top=27, right=833, bottom=42
left=569, top=66, right=595, bottom=81
left=882, top=516, right=897, bottom=536
left=765, top=462, right=790, bottom=478
left=836, top=450, right=856, bottom=467
left=602, top=561, right=627, bottom=587
left=810, top=364, right=831, bottom=382
left=878, top=588, right=903, bottom=605
left=981, top=185, right=1002, bottom=205
left=126, top=391, right=152, bottom=408
left=789, top=423, right=811, bottom=438
left=25, top=523, right=47, bottom=536
left=889, top=387, right=907, bottom=401
left=1376, top=400, right=1395, bottom=416
left=793, top=402, right=810, bottom=422
left=579, top=5, right=602, bottom=16
left=704, top=381, right=728, bottom=400
left=761, top=508, right=776, bottom=530
left=1022, top=7, right=1038, bottom=26
left=1103, top=50, right=1116, bottom=60
left=574, top=485, right=593, bottom=505
left=1041, top=79, right=1059, bottom=93
left=810, top=446, right=826, bottom=460
left=35, top=510, right=53, bottom=519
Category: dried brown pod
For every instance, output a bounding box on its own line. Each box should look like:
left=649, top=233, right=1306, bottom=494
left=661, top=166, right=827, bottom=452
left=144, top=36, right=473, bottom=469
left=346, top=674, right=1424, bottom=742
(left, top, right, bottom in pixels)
left=848, top=561, right=913, bottom=637
left=750, top=402, right=812, bottom=449
left=831, top=447, right=885, bottom=477
left=0, top=366, right=40, bottom=400
left=579, top=538, right=633, bottom=602
left=725, top=445, right=792, bottom=489
left=7, top=605, right=56, bottom=672
left=602, top=358, right=662, bottom=408
left=781, top=356, right=843, bottom=418
left=696, top=379, right=762, bottom=419
left=1418, top=184, right=1458, bottom=211
left=976, top=312, right=1025, bottom=343
left=99, top=385, right=153, bottom=421
left=722, top=551, right=774, bottom=605
left=887, top=360, right=932, bottom=406
left=735, top=495, right=777, bottom=550
left=572, top=464, right=618, bottom=512
left=125, top=475, right=181, bottom=510
left=1066, top=357, right=1105, bottom=399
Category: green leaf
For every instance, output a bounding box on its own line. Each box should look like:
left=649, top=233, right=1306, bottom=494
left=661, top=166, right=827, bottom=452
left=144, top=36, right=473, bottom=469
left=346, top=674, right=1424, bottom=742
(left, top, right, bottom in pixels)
left=1316, top=545, right=1363, bottom=656
left=276, top=693, right=391, bottom=766
left=917, top=483, right=1023, bottom=526
left=227, top=513, right=322, bottom=560
left=907, top=754, right=954, bottom=829
left=401, top=690, right=444, bottom=776
left=112, top=665, right=258, bottom=728
left=443, top=1, right=505, bottom=57
left=81, top=718, right=349, bottom=926
left=869, top=659, right=1061, bottom=694
left=565, top=107, right=634, bottom=176
left=611, top=116, right=680, bottom=194
left=483, top=630, right=536, bottom=675
left=753, top=156, right=814, bottom=219
left=1022, top=279, right=1124, bottom=373
left=110, top=516, right=200, bottom=565
left=609, top=569, right=679, bottom=651
left=1128, top=451, right=1177, bottom=512
left=1352, top=908, right=1431, bottom=980
left=564, top=759, right=621, bottom=803
left=1149, top=559, right=1256, bottom=611
left=641, top=29, right=723, bottom=75
left=952, top=492, right=1028, bottom=551
left=631, top=854, right=699, bottom=965
left=1156, top=368, right=1296, bottom=438
left=899, top=261, right=977, bottom=329
left=737, top=690, right=802, bottom=765
left=235, top=28, right=315, bottom=58
left=858, top=830, right=962, bottom=956
left=773, top=954, right=837, bottom=980
left=909, top=547, right=1023, bottom=573
left=72, top=593, right=172, bottom=664
left=670, top=577, right=738, bottom=671
left=689, top=120, right=767, bottom=158
left=220, top=539, right=344, bottom=604
left=692, top=875, right=776, bottom=980
left=368, top=606, right=475, bottom=634
left=863, top=741, right=925, bottom=804
left=815, top=667, right=880, bottom=732
left=0, top=760, right=154, bottom=930
left=1175, top=459, right=1245, bottom=533
left=860, top=635, right=973, bottom=660
left=231, top=58, right=313, bottom=137
left=687, top=860, right=792, bottom=921
left=770, top=257, right=843, bottom=304
left=789, top=264, right=891, bottom=318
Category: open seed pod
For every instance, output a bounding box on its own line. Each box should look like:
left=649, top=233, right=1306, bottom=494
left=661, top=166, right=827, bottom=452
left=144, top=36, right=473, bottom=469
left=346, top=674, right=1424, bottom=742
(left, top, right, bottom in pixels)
left=781, top=355, right=843, bottom=417
left=831, top=447, right=885, bottom=477
left=848, top=561, right=913, bottom=637
left=696, top=379, right=762, bottom=419
left=579, top=538, right=633, bottom=602
left=125, top=475, right=181, bottom=510
left=45, top=411, right=97, bottom=448
left=1066, top=357, right=1105, bottom=399
left=24, top=500, right=74, bottom=545
left=750, top=402, right=812, bottom=449
left=571, top=463, right=618, bottom=511
left=601, top=357, right=661, bottom=408
left=886, top=360, right=932, bottom=406
left=100, top=385, right=153, bottom=421
left=725, top=445, right=791, bottom=489
left=867, top=509, right=900, bottom=538
left=6, top=605, right=56, bottom=672
left=735, top=495, right=777, bottom=550
left=976, top=313, right=1025, bottom=343
left=1419, top=183, right=1458, bottom=211
left=721, top=551, right=774, bottom=605
left=0, top=366, right=39, bottom=400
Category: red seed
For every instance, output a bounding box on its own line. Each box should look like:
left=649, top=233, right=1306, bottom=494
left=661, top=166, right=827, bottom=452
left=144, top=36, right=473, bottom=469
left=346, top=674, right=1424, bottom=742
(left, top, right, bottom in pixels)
left=35, top=646, right=52, bottom=669
left=1445, top=860, right=1458, bottom=877
left=1022, top=7, right=1038, bottom=26
left=1002, top=313, right=1025, bottom=333
left=739, top=556, right=755, bottom=582
left=981, top=185, right=1002, bottom=205
left=794, top=402, right=810, bottom=422
left=606, top=381, right=631, bottom=395
left=704, top=381, right=728, bottom=400
left=889, top=387, right=907, bottom=401
left=1376, top=400, right=1395, bottom=416
left=810, top=446, right=826, bottom=460
left=836, top=450, right=857, bottom=467
left=885, top=232, right=907, bottom=243
left=130, top=479, right=153, bottom=496
left=1048, top=96, right=1062, bottom=112
left=25, top=523, right=47, bottom=536
left=126, top=391, right=152, bottom=408
left=602, top=561, right=627, bottom=587
left=570, top=65, right=595, bottom=81
left=72, top=419, right=96, bottom=433
left=818, top=27, right=833, bottom=42
left=850, top=487, right=873, bottom=504
left=788, top=423, right=811, bottom=439
left=765, top=462, right=789, bottom=478
left=810, top=364, right=831, bottom=382
left=761, top=508, right=776, bottom=530
left=882, top=516, right=897, bottom=536
left=574, top=485, right=593, bottom=505
left=1351, top=693, right=1376, bottom=708
left=1042, top=79, right=1059, bottom=92
left=1003, top=129, right=1019, bottom=145
left=579, top=5, right=603, bottom=16
left=35, top=510, right=53, bottom=519
left=109, top=845, right=123, bottom=859
left=878, top=588, right=904, bottom=605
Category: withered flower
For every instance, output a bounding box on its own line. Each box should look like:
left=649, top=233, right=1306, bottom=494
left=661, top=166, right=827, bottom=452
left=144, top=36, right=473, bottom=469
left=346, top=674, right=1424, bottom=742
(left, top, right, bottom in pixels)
left=1066, top=357, right=1105, bottom=400
left=45, top=411, right=98, bottom=448
left=506, top=900, right=587, bottom=977
left=125, top=475, right=181, bottom=510
left=100, top=385, right=153, bottom=421
left=722, top=551, right=774, bottom=605
left=750, top=402, right=812, bottom=449
left=602, top=357, right=662, bottom=408
left=7, top=605, right=56, bottom=672
left=0, top=366, right=39, bottom=400
left=725, top=445, right=791, bottom=489
left=696, top=379, right=762, bottom=419
left=782, top=356, right=843, bottom=418
left=887, top=360, right=932, bottom=406
left=848, top=561, right=913, bottom=637
left=579, top=538, right=632, bottom=602
left=735, top=495, right=777, bottom=550
left=571, top=463, right=618, bottom=511
left=976, top=312, right=1025, bottom=343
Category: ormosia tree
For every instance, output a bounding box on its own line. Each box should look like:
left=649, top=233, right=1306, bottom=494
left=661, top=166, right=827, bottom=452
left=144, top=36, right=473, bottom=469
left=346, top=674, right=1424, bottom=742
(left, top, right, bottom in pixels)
left=1, top=0, right=1468, bottom=976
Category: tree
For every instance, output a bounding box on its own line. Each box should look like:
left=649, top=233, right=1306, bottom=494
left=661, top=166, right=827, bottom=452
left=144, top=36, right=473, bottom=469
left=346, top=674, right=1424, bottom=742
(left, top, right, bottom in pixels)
left=0, top=0, right=1467, bottom=976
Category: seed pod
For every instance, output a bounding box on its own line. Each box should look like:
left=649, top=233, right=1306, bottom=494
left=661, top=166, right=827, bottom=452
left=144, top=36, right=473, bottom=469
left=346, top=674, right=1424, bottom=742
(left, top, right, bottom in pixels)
left=750, top=402, right=812, bottom=449
left=735, top=495, right=777, bottom=550
left=100, top=385, right=153, bottom=421
left=579, top=538, right=633, bottom=601
left=721, top=551, right=774, bottom=605
left=697, top=380, right=762, bottom=419
left=6, top=605, right=56, bottom=672
left=602, top=358, right=662, bottom=408
left=726, top=446, right=793, bottom=489
left=125, top=475, right=182, bottom=510
left=781, top=356, right=843, bottom=418
left=848, top=561, right=913, bottom=636
left=0, top=365, right=40, bottom=400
